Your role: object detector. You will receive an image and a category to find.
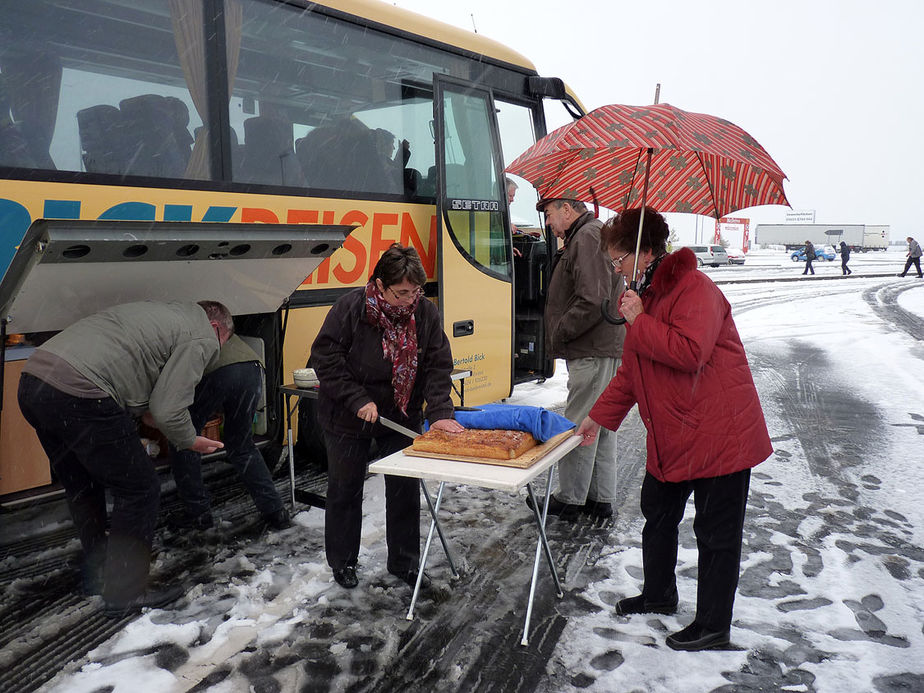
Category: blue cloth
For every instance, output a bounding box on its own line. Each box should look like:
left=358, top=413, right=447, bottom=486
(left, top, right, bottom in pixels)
left=447, top=404, right=574, bottom=443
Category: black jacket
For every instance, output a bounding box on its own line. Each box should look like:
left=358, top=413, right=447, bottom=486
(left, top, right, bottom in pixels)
left=311, top=288, right=455, bottom=437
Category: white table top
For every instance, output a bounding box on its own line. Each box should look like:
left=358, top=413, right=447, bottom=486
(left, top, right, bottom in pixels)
left=368, top=434, right=582, bottom=492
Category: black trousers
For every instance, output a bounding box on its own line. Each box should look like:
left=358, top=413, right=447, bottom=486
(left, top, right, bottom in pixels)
left=18, top=374, right=160, bottom=603
left=323, top=429, right=420, bottom=573
left=803, top=257, right=814, bottom=274
left=900, top=256, right=922, bottom=277
left=841, top=258, right=851, bottom=275
left=170, top=361, right=283, bottom=518
left=639, top=468, right=751, bottom=631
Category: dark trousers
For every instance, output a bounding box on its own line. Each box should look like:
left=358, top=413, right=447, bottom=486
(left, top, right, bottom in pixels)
left=803, top=257, right=814, bottom=275
left=639, top=468, right=751, bottom=631
left=900, top=256, right=922, bottom=277
left=18, top=373, right=160, bottom=603
left=170, top=361, right=282, bottom=518
left=323, top=429, right=419, bottom=572
left=841, top=258, right=851, bottom=275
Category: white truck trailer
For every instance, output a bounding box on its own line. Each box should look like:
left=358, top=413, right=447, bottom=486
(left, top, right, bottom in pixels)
left=755, top=224, right=889, bottom=251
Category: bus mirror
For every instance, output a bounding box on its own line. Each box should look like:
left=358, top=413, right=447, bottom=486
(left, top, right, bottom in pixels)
left=527, top=76, right=567, bottom=99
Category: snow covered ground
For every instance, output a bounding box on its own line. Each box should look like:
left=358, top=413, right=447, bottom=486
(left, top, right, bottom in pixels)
left=33, top=247, right=924, bottom=692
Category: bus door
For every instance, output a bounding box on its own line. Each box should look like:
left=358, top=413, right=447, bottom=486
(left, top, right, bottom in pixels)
left=433, top=76, right=513, bottom=405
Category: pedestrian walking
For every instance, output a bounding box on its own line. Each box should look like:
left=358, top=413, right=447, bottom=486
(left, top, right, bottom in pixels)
left=802, top=240, right=815, bottom=275
left=898, top=236, right=923, bottom=277
left=839, top=241, right=852, bottom=276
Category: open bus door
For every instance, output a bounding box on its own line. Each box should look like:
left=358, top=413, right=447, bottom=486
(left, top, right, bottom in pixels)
left=433, top=75, right=514, bottom=405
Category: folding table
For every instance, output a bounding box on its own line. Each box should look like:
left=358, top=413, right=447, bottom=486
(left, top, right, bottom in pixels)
left=368, top=433, right=581, bottom=646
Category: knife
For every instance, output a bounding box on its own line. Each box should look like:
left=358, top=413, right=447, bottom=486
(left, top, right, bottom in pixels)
left=378, top=415, right=420, bottom=440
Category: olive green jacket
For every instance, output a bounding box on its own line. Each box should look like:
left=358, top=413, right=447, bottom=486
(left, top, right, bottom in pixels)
left=36, top=301, right=219, bottom=448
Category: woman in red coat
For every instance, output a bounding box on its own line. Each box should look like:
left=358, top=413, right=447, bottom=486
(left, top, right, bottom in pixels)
left=576, top=208, right=772, bottom=651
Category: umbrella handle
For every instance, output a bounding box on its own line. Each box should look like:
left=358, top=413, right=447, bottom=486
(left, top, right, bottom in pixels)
left=600, top=298, right=626, bottom=325
left=601, top=278, right=639, bottom=325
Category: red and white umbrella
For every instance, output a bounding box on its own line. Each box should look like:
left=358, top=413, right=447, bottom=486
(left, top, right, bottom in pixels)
left=506, top=102, right=789, bottom=219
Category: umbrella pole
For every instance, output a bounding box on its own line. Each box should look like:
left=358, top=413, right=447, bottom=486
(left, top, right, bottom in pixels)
left=601, top=146, right=653, bottom=325
left=628, top=147, right=654, bottom=290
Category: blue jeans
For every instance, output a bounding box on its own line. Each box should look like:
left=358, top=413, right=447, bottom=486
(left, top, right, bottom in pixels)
left=170, top=361, right=283, bottom=517
left=18, top=373, right=160, bottom=603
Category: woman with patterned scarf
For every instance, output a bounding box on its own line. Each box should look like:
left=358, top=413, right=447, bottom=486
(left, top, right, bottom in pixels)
left=311, top=244, right=463, bottom=590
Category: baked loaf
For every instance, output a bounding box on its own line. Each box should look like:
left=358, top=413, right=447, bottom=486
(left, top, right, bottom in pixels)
left=412, top=428, right=537, bottom=460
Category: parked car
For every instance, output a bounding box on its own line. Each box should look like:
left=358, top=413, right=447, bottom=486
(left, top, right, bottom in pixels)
left=685, top=244, right=729, bottom=267
left=725, top=247, right=746, bottom=265
left=790, top=244, right=836, bottom=262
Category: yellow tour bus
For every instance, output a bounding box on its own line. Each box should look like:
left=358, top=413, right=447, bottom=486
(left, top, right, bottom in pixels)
left=0, top=0, right=586, bottom=500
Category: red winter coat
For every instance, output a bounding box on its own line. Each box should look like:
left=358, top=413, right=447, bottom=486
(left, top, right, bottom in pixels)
left=589, top=247, right=771, bottom=482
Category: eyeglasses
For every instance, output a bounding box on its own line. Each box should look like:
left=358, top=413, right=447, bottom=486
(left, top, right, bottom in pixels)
left=611, top=251, right=631, bottom=269
left=388, top=285, right=422, bottom=301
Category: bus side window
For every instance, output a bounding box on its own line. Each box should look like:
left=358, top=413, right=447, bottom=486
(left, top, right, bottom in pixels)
left=0, top=86, right=35, bottom=169
left=295, top=117, right=389, bottom=193
left=0, top=51, right=61, bottom=171
left=77, top=105, right=126, bottom=175
left=120, top=94, right=191, bottom=179
left=238, top=115, right=306, bottom=187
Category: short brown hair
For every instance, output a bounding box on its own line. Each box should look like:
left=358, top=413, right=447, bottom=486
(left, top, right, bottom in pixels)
left=197, top=300, right=235, bottom=336
left=371, top=243, right=427, bottom=288
left=600, top=207, right=669, bottom=255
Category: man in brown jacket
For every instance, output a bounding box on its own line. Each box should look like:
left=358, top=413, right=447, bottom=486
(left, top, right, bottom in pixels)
left=537, top=198, right=625, bottom=518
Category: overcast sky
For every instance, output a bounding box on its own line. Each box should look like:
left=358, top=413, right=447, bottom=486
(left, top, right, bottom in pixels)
left=395, top=0, right=923, bottom=245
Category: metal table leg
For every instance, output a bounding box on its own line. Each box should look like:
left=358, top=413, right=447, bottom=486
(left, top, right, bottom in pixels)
left=285, top=393, right=296, bottom=508
left=420, top=479, right=458, bottom=577
left=521, top=466, right=563, bottom=646
left=407, top=480, right=452, bottom=620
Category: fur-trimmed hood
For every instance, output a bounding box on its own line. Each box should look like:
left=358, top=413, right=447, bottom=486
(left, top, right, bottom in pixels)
left=648, top=246, right=698, bottom=297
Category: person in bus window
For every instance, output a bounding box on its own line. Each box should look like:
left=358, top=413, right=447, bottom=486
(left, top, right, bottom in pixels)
left=17, top=300, right=231, bottom=617
left=532, top=197, right=625, bottom=520
left=310, top=244, right=463, bottom=590
left=167, top=333, right=291, bottom=533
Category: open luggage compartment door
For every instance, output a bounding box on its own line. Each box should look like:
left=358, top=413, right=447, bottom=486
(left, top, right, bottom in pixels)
left=0, top=219, right=351, bottom=332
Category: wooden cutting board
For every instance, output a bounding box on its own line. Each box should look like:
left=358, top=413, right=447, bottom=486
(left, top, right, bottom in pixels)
left=403, top=429, right=576, bottom=469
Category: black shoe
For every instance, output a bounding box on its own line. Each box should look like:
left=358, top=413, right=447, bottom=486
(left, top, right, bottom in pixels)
left=615, top=593, right=678, bottom=616
left=388, top=567, right=431, bottom=590
left=583, top=499, right=614, bottom=518
left=333, top=565, right=358, bottom=589
left=166, top=509, right=214, bottom=532
left=103, top=585, right=184, bottom=618
left=666, top=622, right=731, bottom=651
left=263, top=507, right=292, bottom=530
left=525, top=493, right=581, bottom=519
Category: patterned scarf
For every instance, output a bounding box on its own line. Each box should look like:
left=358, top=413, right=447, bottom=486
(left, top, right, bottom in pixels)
left=364, top=281, right=419, bottom=416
